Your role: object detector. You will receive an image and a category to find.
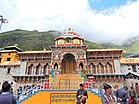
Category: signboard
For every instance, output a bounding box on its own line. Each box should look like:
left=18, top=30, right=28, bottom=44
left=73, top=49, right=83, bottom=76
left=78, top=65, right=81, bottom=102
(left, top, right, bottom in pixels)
left=120, top=58, right=139, bottom=64
left=50, top=93, right=76, bottom=104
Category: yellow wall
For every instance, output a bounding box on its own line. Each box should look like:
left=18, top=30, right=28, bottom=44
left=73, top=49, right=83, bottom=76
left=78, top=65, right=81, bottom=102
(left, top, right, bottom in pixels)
left=0, top=52, right=19, bottom=64
left=21, top=91, right=102, bottom=104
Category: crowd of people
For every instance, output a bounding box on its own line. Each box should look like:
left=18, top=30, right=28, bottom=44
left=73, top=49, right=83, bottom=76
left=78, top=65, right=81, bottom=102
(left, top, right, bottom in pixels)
left=0, top=81, right=139, bottom=104
left=101, top=84, right=139, bottom=104
left=0, top=81, right=41, bottom=104
left=16, top=84, right=45, bottom=102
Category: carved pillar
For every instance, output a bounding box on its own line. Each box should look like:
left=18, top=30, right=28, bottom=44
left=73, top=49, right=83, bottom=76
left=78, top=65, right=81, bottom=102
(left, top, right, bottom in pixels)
left=36, top=77, right=38, bottom=81
left=95, top=65, right=98, bottom=74
left=46, top=65, right=49, bottom=74
left=41, top=65, right=43, bottom=75
left=112, top=65, right=114, bottom=74
left=107, top=64, right=110, bottom=74
left=103, top=65, right=106, bottom=74
left=23, top=77, right=25, bottom=83
left=99, top=64, right=101, bottom=74
left=90, top=64, right=92, bottom=74
left=31, top=77, right=34, bottom=83
left=26, top=67, right=29, bottom=75
left=26, top=77, right=29, bottom=83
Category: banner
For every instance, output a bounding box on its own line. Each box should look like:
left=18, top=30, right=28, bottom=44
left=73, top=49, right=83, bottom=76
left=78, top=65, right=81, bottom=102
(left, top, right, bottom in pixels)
left=50, top=93, right=76, bottom=104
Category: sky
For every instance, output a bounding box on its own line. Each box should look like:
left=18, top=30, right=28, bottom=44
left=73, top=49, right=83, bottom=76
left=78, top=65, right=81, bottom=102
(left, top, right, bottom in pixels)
left=0, top=0, right=139, bottom=44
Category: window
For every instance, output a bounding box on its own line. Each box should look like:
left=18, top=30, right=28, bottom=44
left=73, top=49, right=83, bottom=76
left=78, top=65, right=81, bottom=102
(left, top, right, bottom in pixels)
left=0, top=58, right=1, bottom=63
left=58, top=40, right=64, bottom=45
left=65, top=39, right=71, bottom=43
left=128, top=68, right=131, bottom=70
left=8, top=53, right=10, bottom=55
left=7, top=68, right=11, bottom=74
left=7, top=58, right=11, bottom=61
left=132, top=65, right=137, bottom=72
left=73, top=39, right=79, bottom=44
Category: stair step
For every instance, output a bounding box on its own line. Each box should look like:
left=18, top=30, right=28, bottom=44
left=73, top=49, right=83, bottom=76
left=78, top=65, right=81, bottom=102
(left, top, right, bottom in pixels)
left=52, top=74, right=82, bottom=90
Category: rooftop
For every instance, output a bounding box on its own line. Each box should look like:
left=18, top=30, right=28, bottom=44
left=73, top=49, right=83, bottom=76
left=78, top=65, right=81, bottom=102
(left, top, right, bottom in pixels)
left=18, top=50, right=52, bottom=54
left=5, top=45, right=22, bottom=52
left=0, top=50, right=18, bottom=53
left=54, top=28, right=84, bottom=41
left=125, top=52, right=139, bottom=58
left=87, top=49, right=122, bottom=52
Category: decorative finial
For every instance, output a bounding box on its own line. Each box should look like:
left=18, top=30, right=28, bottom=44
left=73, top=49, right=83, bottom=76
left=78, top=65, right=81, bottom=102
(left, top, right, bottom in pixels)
left=68, top=27, right=71, bottom=32
left=14, top=44, right=18, bottom=46
left=43, top=48, right=46, bottom=51
left=64, top=29, right=66, bottom=34
left=72, top=29, right=73, bottom=32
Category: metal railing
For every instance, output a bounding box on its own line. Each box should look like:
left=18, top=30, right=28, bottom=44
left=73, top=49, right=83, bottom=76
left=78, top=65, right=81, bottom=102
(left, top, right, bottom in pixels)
left=37, top=79, right=94, bottom=90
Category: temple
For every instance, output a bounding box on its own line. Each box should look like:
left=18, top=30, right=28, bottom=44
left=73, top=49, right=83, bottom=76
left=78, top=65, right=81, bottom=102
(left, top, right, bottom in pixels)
left=0, top=28, right=125, bottom=90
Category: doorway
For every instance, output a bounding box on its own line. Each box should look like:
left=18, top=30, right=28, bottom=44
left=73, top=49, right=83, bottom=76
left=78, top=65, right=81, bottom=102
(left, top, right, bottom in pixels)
left=62, top=53, right=76, bottom=74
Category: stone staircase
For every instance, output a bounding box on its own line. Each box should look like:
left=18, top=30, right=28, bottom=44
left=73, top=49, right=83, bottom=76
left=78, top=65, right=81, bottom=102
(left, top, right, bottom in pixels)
left=52, top=74, right=83, bottom=90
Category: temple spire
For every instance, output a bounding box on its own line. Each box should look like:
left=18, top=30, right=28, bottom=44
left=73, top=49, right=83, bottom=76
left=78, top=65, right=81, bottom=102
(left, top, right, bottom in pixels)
left=64, top=29, right=66, bottom=35
left=68, top=27, right=71, bottom=32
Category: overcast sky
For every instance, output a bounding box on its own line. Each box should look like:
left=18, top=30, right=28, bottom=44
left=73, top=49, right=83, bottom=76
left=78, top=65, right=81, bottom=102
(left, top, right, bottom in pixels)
left=0, top=0, right=139, bottom=44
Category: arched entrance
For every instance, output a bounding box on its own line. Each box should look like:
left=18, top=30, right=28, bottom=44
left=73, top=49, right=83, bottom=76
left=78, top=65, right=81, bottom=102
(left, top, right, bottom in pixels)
left=62, top=53, right=76, bottom=74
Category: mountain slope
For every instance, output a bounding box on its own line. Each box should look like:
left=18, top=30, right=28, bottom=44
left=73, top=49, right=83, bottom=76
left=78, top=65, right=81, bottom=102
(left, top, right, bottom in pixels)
left=0, top=29, right=102, bottom=51
left=1, top=29, right=139, bottom=56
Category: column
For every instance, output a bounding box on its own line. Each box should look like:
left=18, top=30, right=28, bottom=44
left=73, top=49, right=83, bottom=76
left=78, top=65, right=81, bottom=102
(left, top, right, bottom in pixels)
left=91, top=65, right=92, bottom=74
left=26, top=67, right=29, bottom=75
left=34, top=66, right=36, bottom=75
left=107, top=64, right=110, bottom=74
left=31, top=66, right=34, bottom=75
left=41, top=66, right=43, bottom=75
left=112, top=65, right=114, bottom=74
left=95, top=65, right=98, bottom=74
left=103, top=65, right=106, bottom=74
left=23, top=77, right=25, bottom=83
left=19, top=77, right=21, bottom=83
left=46, top=65, right=48, bottom=74
left=99, top=64, right=101, bottom=74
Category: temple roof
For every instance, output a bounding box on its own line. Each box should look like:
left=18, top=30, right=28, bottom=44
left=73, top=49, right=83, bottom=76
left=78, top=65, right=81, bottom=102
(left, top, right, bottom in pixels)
left=126, top=72, right=139, bottom=78
left=5, top=45, right=22, bottom=52
left=0, top=50, right=18, bottom=53
left=18, top=50, right=52, bottom=54
left=55, top=34, right=83, bottom=40
left=125, top=52, right=139, bottom=58
left=87, top=73, right=126, bottom=76
left=87, top=49, right=122, bottom=52
left=54, top=28, right=84, bottom=41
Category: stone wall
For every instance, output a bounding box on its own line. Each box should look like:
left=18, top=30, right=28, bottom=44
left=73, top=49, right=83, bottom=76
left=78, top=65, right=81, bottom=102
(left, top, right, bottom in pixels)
left=0, top=66, right=20, bottom=94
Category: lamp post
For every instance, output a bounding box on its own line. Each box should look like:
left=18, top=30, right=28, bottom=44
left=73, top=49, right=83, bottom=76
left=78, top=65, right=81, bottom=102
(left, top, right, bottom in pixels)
left=0, top=15, right=8, bottom=31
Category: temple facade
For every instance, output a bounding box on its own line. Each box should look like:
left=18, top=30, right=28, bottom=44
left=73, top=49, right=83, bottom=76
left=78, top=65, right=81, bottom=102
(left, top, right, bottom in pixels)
left=0, top=29, right=124, bottom=89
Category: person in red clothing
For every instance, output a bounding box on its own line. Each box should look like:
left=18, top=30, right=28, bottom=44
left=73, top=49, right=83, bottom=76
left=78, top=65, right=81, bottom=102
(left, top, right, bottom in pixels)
left=129, top=87, right=137, bottom=104
left=101, top=84, right=115, bottom=104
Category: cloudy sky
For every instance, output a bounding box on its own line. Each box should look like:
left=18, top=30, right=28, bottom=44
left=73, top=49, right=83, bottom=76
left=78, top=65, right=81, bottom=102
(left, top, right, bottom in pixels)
left=0, top=0, right=139, bottom=44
